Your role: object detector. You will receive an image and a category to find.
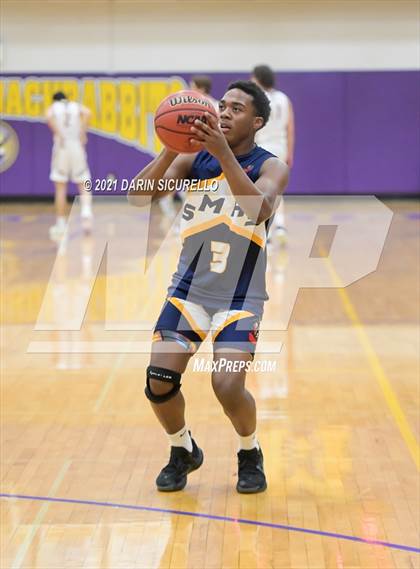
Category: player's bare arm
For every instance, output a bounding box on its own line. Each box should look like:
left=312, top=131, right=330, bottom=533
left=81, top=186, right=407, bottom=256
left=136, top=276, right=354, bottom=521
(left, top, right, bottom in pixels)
left=79, top=105, right=92, bottom=145
left=190, top=112, right=288, bottom=223
left=128, top=150, right=196, bottom=205
left=46, top=111, right=63, bottom=144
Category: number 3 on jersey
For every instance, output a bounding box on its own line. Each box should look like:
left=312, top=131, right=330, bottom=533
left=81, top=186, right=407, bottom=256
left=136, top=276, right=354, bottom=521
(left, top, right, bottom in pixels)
left=210, top=241, right=230, bottom=273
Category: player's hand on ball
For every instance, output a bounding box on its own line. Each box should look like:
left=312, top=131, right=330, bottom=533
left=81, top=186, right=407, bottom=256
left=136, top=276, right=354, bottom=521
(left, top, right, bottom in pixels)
left=190, top=113, right=230, bottom=160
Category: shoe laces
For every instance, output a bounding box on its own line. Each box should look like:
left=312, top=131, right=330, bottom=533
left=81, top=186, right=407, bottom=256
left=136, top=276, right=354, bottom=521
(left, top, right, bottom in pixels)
left=162, top=446, right=189, bottom=474
left=238, top=448, right=260, bottom=474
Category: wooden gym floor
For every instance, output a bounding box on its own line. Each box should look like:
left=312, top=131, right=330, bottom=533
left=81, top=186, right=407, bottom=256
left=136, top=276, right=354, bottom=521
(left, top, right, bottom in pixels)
left=1, top=198, right=419, bottom=568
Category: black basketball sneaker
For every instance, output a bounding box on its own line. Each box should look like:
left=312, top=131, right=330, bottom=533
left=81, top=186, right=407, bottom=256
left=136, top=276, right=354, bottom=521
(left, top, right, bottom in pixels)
left=156, top=436, right=204, bottom=492
left=236, top=447, right=267, bottom=494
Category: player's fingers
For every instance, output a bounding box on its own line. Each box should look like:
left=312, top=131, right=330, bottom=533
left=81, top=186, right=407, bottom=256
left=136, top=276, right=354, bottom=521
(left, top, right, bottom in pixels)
left=190, top=126, right=207, bottom=140
left=193, top=119, right=211, bottom=133
left=205, top=112, right=218, bottom=129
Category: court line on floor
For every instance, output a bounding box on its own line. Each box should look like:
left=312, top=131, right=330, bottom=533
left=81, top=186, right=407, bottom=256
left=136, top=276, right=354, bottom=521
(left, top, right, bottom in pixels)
left=93, top=350, right=128, bottom=412
left=324, top=255, right=420, bottom=471
left=9, top=461, right=71, bottom=569
left=93, top=332, right=136, bottom=413
left=1, top=493, right=418, bottom=554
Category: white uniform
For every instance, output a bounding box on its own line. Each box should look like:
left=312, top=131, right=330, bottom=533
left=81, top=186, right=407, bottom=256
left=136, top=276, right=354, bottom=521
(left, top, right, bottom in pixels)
left=47, top=100, right=91, bottom=183
left=255, top=89, right=290, bottom=161
left=255, top=89, right=291, bottom=235
left=208, top=95, right=220, bottom=113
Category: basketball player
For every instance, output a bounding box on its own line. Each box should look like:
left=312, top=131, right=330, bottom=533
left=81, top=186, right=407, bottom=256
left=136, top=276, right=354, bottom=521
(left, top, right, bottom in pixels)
left=129, top=81, right=288, bottom=493
left=46, top=92, right=93, bottom=239
left=190, top=75, right=219, bottom=111
left=252, top=65, right=295, bottom=238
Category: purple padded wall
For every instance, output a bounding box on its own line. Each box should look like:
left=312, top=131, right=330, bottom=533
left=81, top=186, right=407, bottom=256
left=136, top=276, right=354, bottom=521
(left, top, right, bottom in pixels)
left=1, top=71, right=419, bottom=196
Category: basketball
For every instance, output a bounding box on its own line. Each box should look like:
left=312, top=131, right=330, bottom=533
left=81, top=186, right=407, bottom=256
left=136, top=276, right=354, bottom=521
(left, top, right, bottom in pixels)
left=154, top=90, right=218, bottom=153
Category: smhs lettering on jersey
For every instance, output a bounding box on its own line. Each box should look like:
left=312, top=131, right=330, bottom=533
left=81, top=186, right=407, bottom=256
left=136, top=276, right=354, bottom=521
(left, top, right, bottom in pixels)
left=168, top=145, right=276, bottom=315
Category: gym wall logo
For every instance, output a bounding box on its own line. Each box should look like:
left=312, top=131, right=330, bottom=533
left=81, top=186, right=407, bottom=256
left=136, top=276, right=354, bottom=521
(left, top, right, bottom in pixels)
left=0, top=75, right=187, bottom=154
left=0, top=121, right=19, bottom=173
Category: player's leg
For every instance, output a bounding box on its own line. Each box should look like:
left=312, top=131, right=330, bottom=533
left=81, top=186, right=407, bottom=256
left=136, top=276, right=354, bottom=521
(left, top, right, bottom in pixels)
left=49, top=183, right=68, bottom=240
left=158, top=194, right=177, bottom=218
left=148, top=337, right=203, bottom=492
left=212, top=313, right=267, bottom=493
left=77, top=181, right=93, bottom=232
left=69, top=140, right=93, bottom=232
left=148, top=339, right=192, bottom=434
left=54, top=181, right=67, bottom=218
left=146, top=298, right=208, bottom=491
left=49, top=143, right=69, bottom=239
left=272, top=197, right=286, bottom=242
left=211, top=349, right=256, bottom=435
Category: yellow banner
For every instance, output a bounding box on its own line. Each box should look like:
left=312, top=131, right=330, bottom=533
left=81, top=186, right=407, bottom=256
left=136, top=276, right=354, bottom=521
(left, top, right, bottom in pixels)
left=0, top=76, right=186, bottom=153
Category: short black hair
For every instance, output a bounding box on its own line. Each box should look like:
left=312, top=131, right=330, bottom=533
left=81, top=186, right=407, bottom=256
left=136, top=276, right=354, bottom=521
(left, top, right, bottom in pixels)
left=52, top=91, right=67, bottom=102
left=227, top=80, right=271, bottom=127
left=191, top=75, right=212, bottom=94
left=252, top=65, right=275, bottom=89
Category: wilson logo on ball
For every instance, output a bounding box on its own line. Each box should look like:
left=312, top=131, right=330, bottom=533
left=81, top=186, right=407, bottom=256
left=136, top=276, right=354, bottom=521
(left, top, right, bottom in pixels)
left=176, top=115, right=207, bottom=125
left=169, top=96, right=212, bottom=108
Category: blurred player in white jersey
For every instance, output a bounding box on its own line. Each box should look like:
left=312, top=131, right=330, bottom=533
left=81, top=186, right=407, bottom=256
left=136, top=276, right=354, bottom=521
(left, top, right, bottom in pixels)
left=190, top=75, right=219, bottom=111
left=46, top=92, right=92, bottom=240
left=252, top=65, right=295, bottom=239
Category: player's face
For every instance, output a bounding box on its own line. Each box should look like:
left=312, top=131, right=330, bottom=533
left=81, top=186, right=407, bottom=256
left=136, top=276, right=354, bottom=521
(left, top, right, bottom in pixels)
left=218, top=89, right=263, bottom=146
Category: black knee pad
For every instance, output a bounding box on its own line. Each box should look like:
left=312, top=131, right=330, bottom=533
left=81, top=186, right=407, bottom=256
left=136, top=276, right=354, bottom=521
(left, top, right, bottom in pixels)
left=145, top=365, right=182, bottom=404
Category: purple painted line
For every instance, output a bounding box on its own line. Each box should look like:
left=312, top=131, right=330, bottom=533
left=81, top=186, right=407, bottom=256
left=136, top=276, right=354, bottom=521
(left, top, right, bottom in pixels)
left=1, top=493, right=419, bottom=554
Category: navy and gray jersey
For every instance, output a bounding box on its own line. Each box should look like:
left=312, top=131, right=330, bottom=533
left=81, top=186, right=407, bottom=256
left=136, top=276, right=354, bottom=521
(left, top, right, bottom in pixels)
left=167, top=145, right=277, bottom=316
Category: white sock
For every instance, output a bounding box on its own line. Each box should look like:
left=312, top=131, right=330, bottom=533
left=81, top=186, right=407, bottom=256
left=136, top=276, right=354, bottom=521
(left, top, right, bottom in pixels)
left=82, top=254, right=92, bottom=277
left=238, top=431, right=259, bottom=451
left=56, top=216, right=66, bottom=228
left=168, top=426, right=193, bottom=452
left=80, top=194, right=92, bottom=218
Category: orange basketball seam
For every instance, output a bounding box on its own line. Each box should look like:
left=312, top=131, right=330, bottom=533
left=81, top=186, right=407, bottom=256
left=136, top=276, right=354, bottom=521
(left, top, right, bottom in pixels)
left=155, top=125, right=205, bottom=137
left=155, top=107, right=218, bottom=121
